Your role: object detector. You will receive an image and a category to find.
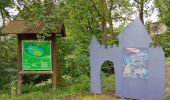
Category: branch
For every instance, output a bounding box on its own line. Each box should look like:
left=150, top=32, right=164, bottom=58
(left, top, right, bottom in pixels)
left=112, top=16, right=134, bottom=21
left=90, top=0, right=102, bottom=17
left=87, top=19, right=95, bottom=34
left=134, top=0, right=141, bottom=4
left=144, top=0, right=152, bottom=7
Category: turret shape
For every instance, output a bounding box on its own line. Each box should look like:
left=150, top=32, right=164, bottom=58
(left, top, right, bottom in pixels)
left=118, top=18, right=153, bottom=47
left=89, top=36, right=100, bottom=49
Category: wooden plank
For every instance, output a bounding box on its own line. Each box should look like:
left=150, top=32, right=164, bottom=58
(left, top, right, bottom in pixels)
left=56, top=37, right=61, bottom=82
left=52, top=34, right=57, bottom=91
left=17, top=35, right=22, bottom=96
left=19, top=71, right=53, bottom=75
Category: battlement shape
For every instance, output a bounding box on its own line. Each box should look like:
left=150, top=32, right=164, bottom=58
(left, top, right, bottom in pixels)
left=90, top=18, right=153, bottom=48
left=89, top=18, right=165, bottom=100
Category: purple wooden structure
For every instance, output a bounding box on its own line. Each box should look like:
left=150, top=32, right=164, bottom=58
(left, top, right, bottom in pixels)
left=89, top=18, right=165, bottom=100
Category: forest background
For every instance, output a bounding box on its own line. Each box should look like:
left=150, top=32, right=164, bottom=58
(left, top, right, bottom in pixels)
left=0, top=0, right=170, bottom=99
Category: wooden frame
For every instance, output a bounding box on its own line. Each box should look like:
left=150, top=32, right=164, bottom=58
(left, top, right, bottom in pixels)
left=2, top=20, right=65, bottom=96
left=17, top=34, right=58, bottom=95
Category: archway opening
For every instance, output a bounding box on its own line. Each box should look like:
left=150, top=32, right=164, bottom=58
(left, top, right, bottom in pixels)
left=101, top=60, right=115, bottom=94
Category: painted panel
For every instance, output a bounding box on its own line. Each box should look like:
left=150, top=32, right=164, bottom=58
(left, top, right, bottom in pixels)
left=123, top=48, right=149, bottom=79
left=90, top=18, right=165, bottom=100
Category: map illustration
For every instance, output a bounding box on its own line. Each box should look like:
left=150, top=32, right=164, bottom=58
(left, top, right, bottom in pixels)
left=22, top=41, right=52, bottom=70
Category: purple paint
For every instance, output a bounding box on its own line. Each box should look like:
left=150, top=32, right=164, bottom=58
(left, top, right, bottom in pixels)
left=89, top=18, right=165, bottom=100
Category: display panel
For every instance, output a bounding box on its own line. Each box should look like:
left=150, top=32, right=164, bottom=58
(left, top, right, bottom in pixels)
left=22, top=41, right=52, bottom=70
left=123, top=48, right=149, bottom=79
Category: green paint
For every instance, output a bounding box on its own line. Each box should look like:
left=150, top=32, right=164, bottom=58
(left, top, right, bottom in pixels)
left=22, top=41, right=52, bottom=70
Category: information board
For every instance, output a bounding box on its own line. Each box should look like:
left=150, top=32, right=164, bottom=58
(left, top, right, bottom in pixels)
left=22, top=41, right=52, bottom=70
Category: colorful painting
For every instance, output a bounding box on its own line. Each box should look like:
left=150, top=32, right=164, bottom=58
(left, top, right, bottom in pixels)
left=123, top=48, right=149, bottom=79
left=22, top=41, right=52, bottom=70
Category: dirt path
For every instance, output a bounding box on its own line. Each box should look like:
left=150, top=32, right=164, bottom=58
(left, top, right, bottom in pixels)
left=166, top=64, right=170, bottom=96
left=60, top=93, right=122, bottom=100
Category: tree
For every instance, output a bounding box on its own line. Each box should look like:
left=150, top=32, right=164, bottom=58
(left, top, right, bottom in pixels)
left=155, top=0, right=170, bottom=58
left=0, top=35, right=17, bottom=90
left=155, top=0, right=170, bottom=26
left=91, top=0, right=131, bottom=45
left=132, top=0, right=154, bottom=24
left=0, top=0, right=144, bottom=88
left=13, top=0, right=134, bottom=78
left=0, top=0, right=17, bottom=90
left=0, top=0, right=14, bottom=27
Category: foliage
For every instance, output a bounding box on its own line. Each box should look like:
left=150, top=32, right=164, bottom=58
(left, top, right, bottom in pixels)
left=102, top=74, right=115, bottom=92
left=0, top=74, right=169, bottom=99
left=0, top=0, right=170, bottom=99
left=0, top=0, right=17, bottom=88
left=132, top=0, right=156, bottom=23
left=16, top=0, right=60, bottom=39
left=0, top=0, right=14, bottom=26
left=10, top=78, right=17, bottom=97
left=0, top=74, right=116, bottom=100
left=155, top=0, right=170, bottom=58
left=165, top=96, right=170, bottom=100
left=0, top=35, right=17, bottom=90
left=160, top=28, right=170, bottom=58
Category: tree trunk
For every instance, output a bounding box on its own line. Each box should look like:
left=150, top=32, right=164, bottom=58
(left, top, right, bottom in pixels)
left=108, top=0, right=114, bottom=39
left=139, top=0, right=144, bottom=24
left=0, top=10, right=5, bottom=27
left=101, top=0, right=107, bottom=45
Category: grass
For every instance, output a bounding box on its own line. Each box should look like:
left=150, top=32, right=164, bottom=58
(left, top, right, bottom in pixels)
left=0, top=74, right=170, bottom=100
left=165, top=96, right=170, bottom=100
left=102, top=73, right=115, bottom=92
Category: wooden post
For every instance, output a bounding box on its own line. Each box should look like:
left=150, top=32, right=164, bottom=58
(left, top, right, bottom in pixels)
left=56, top=36, right=61, bottom=82
left=155, top=34, right=160, bottom=47
left=52, top=34, right=57, bottom=91
left=17, top=35, right=22, bottom=96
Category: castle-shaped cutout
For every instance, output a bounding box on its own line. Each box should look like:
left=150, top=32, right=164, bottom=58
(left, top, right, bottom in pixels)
left=89, top=18, right=165, bottom=100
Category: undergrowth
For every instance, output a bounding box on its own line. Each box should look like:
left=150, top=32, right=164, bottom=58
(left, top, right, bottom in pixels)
left=0, top=74, right=169, bottom=100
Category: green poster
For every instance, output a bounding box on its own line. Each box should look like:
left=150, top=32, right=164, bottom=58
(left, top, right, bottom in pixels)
left=22, top=41, right=52, bottom=70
